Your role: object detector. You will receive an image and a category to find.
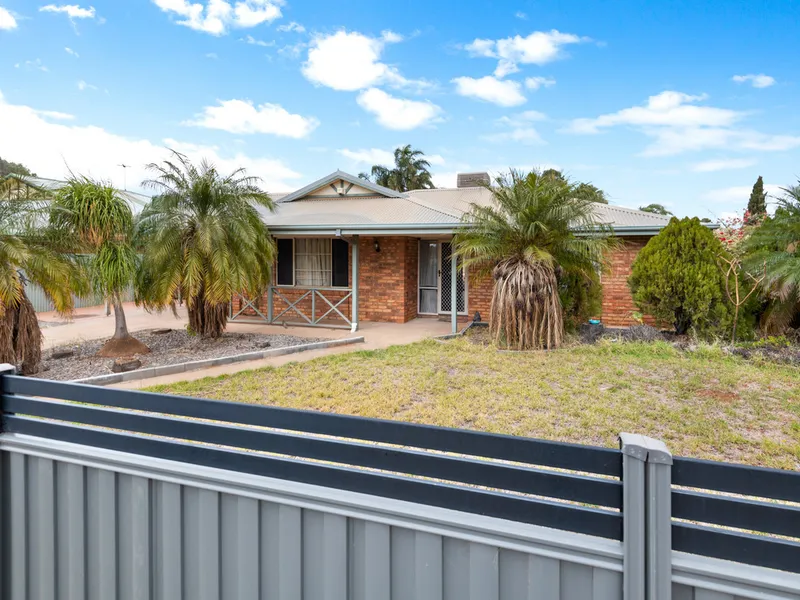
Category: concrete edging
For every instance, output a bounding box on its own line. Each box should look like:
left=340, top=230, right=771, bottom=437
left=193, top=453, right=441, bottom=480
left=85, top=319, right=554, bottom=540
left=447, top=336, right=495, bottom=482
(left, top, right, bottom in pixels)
left=71, top=336, right=365, bottom=386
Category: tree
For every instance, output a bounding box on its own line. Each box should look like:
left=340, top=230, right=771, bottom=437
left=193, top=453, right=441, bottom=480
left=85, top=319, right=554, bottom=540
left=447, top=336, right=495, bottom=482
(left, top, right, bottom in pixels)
left=639, top=203, right=672, bottom=215
left=138, top=151, right=276, bottom=338
left=629, top=217, right=729, bottom=335
left=574, top=182, right=608, bottom=204
left=747, top=176, right=768, bottom=220
left=360, top=145, right=434, bottom=192
left=742, top=181, right=800, bottom=333
left=454, top=169, right=614, bottom=350
left=0, top=193, right=86, bottom=373
left=52, top=176, right=147, bottom=357
left=0, top=157, right=36, bottom=178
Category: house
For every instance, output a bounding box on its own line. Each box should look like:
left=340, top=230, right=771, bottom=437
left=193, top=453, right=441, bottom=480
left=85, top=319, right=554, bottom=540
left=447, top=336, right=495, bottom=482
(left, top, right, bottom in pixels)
left=231, top=170, right=673, bottom=333
left=0, top=174, right=149, bottom=209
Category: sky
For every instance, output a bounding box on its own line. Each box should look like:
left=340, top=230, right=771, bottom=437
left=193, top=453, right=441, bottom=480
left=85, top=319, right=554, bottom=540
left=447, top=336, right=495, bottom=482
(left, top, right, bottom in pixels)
left=0, top=0, right=798, bottom=219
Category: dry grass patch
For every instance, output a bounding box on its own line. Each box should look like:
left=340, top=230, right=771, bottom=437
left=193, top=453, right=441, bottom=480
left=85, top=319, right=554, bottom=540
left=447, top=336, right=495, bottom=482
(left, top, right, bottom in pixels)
left=147, top=339, right=800, bottom=469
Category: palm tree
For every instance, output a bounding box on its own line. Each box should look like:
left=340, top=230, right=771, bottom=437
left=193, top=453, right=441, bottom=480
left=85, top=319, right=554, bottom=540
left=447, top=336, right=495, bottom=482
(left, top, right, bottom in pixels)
left=138, top=151, right=276, bottom=338
left=0, top=182, right=86, bottom=373
left=359, top=145, right=435, bottom=192
left=454, top=169, right=615, bottom=350
left=743, top=181, right=800, bottom=333
left=52, top=176, right=147, bottom=357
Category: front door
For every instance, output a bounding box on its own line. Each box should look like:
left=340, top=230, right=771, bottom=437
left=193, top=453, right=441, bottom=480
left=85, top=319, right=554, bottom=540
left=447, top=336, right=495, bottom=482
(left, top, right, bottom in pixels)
left=439, top=242, right=466, bottom=314
left=418, top=241, right=439, bottom=315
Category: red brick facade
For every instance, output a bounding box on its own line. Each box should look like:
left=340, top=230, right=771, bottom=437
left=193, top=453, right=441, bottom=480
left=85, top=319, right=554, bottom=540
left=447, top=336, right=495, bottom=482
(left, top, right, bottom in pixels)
left=234, top=234, right=653, bottom=328
left=601, top=236, right=655, bottom=327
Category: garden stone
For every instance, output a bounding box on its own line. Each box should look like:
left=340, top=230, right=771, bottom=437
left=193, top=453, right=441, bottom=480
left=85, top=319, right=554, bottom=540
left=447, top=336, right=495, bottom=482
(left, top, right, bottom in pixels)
left=153, top=328, right=172, bottom=335
left=51, top=348, right=75, bottom=360
left=112, top=358, right=142, bottom=373
left=257, top=341, right=272, bottom=348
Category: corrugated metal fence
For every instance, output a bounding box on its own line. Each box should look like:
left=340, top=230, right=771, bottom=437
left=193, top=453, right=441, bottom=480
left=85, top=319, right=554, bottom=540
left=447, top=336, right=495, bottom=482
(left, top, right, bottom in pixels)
left=25, top=281, right=134, bottom=313
left=1, top=370, right=799, bottom=600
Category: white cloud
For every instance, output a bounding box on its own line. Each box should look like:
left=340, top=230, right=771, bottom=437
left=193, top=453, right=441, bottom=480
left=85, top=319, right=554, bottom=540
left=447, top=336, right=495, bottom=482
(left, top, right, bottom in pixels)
left=565, top=90, right=800, bottom=156
left=338, top=147, right=445, bottom=166
left=338, top=148, right=394, bottom=165
left=205, top=52, right=218, bottom=59
left=484, top=110, right=546, bottom=145
left=40, top=4, right=97, bottom=19
left=0, top=90, right=302, bottom=192
left=515, top=11, right=527, bottom=19
left=276, top=20, right=303, bottom=33
left=452, top=75, right=526, bottom=107
left=15, top=59, right=48, bottom=72
left=241, top=34, right=274, bottom=46
left=77, top=80, right=98, bottom=91
left=356, top=88, right=441, bottom=130
left=567, top=91, right=739, bottom=134
left=524, top=76, right=555, bottom=90
left=380, top=29, right=403, bottom=43
left=152, top=0, right=281, bottom=35
left=184, top=98, right=319, bottom=138
left=732, top=74, right=776, bottom=89
left=65, top=46, right=79, bottom=57
left=703, top=183, right=784, bottom=204
left=465, top=29, right=587, bottom=77
left=302, top=30, right=426, bottom=91
left=0, top=6, right=18, bottom=30
left=277, top=41, right=305, bottom=58
left=691, top=158, right=757, bottom=172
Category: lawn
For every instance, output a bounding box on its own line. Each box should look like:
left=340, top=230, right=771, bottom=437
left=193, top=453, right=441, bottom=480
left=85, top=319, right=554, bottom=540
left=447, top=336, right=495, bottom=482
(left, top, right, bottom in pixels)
left=147, top=338, right=800, bottom=470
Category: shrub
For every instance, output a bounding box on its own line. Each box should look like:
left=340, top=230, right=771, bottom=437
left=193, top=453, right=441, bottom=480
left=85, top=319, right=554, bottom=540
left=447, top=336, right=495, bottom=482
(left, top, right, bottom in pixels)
left=628, top=217, right=729, bottom=335
left=560, top=269, right=603, bottom=332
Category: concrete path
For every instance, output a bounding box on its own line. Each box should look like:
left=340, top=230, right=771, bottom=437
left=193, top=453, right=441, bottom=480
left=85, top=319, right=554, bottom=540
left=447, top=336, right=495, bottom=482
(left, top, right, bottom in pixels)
left=37, top=303, right=450, bottom=389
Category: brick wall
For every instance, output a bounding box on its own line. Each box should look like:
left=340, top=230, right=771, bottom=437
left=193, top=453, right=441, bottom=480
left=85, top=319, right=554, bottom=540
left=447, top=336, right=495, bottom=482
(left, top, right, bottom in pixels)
left=233, top=234, right=656, bottom=328
left=601, top=236, right=655, bottom=327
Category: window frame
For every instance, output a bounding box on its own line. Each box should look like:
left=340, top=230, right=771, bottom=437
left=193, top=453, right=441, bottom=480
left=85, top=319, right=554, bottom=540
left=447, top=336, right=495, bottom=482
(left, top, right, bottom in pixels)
left=275, top=237, right=350, bottom=290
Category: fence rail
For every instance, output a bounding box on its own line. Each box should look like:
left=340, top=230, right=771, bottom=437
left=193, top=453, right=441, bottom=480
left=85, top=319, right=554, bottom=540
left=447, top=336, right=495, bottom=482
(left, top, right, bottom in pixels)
left=2, top=367, right=800, bottom=600
left=1, top=374, right=623, bottom=540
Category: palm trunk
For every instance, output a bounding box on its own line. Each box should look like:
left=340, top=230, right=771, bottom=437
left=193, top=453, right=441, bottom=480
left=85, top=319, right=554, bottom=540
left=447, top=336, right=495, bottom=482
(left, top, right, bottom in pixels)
left=112, top=295, right=130, bottom=340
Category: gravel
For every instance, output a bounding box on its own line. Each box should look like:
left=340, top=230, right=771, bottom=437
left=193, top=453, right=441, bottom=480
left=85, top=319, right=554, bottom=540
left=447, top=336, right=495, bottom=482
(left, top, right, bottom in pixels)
left=35, top=329, right=325, bottom=381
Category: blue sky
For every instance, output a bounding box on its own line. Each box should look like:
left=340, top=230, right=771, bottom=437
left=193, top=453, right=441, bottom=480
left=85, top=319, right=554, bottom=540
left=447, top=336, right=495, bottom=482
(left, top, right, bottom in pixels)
left=1, top=0, right=798, bottom=218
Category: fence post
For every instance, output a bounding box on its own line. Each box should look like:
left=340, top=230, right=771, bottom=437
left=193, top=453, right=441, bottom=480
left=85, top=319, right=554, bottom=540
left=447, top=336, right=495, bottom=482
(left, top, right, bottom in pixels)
left=644, top=437, right=672, bottom=600
left=619, top=433, right=647, bottom=600
left=0, top=363, right=15, bottom=594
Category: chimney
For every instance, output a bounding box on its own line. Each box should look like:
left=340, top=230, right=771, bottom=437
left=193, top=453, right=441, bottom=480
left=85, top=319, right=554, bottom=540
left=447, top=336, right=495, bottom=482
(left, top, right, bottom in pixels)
left=457, top=172, right=490, bottom=188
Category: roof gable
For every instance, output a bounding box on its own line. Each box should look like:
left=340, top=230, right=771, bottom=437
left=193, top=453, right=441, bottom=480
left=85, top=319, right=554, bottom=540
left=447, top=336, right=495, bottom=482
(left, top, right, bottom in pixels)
left=278, top=170, right=406, bottom=203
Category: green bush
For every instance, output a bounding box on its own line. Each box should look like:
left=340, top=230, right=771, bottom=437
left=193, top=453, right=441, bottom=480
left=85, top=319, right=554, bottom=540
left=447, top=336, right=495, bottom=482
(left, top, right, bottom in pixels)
left=628, top=217, right=729, bottom=335
left=559, top=269, right=602, bottom=332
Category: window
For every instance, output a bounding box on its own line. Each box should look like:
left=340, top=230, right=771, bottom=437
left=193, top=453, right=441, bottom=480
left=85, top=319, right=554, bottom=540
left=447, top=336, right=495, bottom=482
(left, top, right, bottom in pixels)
left=276, top=238, right=350, bottom=288
left=295, top=238, right=332, bottom=286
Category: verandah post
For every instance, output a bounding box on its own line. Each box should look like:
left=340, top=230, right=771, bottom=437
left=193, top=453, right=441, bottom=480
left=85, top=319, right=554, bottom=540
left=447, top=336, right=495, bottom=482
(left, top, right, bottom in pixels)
left=351, top=235, right=359, bottom=332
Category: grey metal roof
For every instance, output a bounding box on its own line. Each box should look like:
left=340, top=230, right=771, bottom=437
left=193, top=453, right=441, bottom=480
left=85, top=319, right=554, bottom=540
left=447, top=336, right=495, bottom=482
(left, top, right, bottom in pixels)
left=263, top=170, right=674, bottom=235
left=277, top=170, right=405, bottom=203
left=2, top=174, right=150, bottom=207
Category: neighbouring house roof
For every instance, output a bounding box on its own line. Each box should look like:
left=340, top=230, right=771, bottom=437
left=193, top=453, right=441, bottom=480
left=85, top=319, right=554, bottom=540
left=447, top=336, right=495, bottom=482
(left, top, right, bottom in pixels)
left=260, top=170, right=674, bottom=236
left=0, top=174, right=150, bottom=208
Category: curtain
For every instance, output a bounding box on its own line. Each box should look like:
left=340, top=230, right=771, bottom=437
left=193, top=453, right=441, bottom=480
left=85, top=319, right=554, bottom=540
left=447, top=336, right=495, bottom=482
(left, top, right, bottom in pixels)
left=295, top=239, right=332, bottom=286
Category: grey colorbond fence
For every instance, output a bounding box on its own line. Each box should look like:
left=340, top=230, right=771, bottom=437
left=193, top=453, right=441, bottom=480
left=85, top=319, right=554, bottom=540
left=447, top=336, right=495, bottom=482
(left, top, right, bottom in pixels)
left=0, top=366, right=799, bottom=600
left=26, top=280, right=135, bottom=313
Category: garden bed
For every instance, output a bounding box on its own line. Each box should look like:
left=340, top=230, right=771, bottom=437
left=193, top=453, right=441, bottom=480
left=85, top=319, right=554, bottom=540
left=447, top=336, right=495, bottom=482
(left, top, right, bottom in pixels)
left=35, top=329, right=325, bottom=381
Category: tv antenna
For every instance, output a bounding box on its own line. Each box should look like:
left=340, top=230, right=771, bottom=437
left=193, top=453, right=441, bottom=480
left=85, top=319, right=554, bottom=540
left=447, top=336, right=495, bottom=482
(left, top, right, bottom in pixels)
left=118, top=163, right=130, bottom=190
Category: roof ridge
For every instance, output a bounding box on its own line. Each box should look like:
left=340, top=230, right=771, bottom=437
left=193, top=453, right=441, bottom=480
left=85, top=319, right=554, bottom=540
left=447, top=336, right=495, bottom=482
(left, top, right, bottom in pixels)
left=402, top=194, right=464, bottom=220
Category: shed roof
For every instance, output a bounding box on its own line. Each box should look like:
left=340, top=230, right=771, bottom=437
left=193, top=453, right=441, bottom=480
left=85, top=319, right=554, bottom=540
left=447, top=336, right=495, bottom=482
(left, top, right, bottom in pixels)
left=1, top=174, right=150, bottom=207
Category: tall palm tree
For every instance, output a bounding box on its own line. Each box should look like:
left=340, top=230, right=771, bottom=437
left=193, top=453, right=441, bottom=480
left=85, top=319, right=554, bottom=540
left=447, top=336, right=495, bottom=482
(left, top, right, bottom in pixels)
left=359, top=145, right=435, bottom=192
left=52, top=176, right=147, bottom=357
left=0, top=182, right=86, bottom=373
left=138, top=151, right=276, bottom=338
left=454, top=169, right=615, bottom=350
left=743, top=181, right=800, bottom=333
